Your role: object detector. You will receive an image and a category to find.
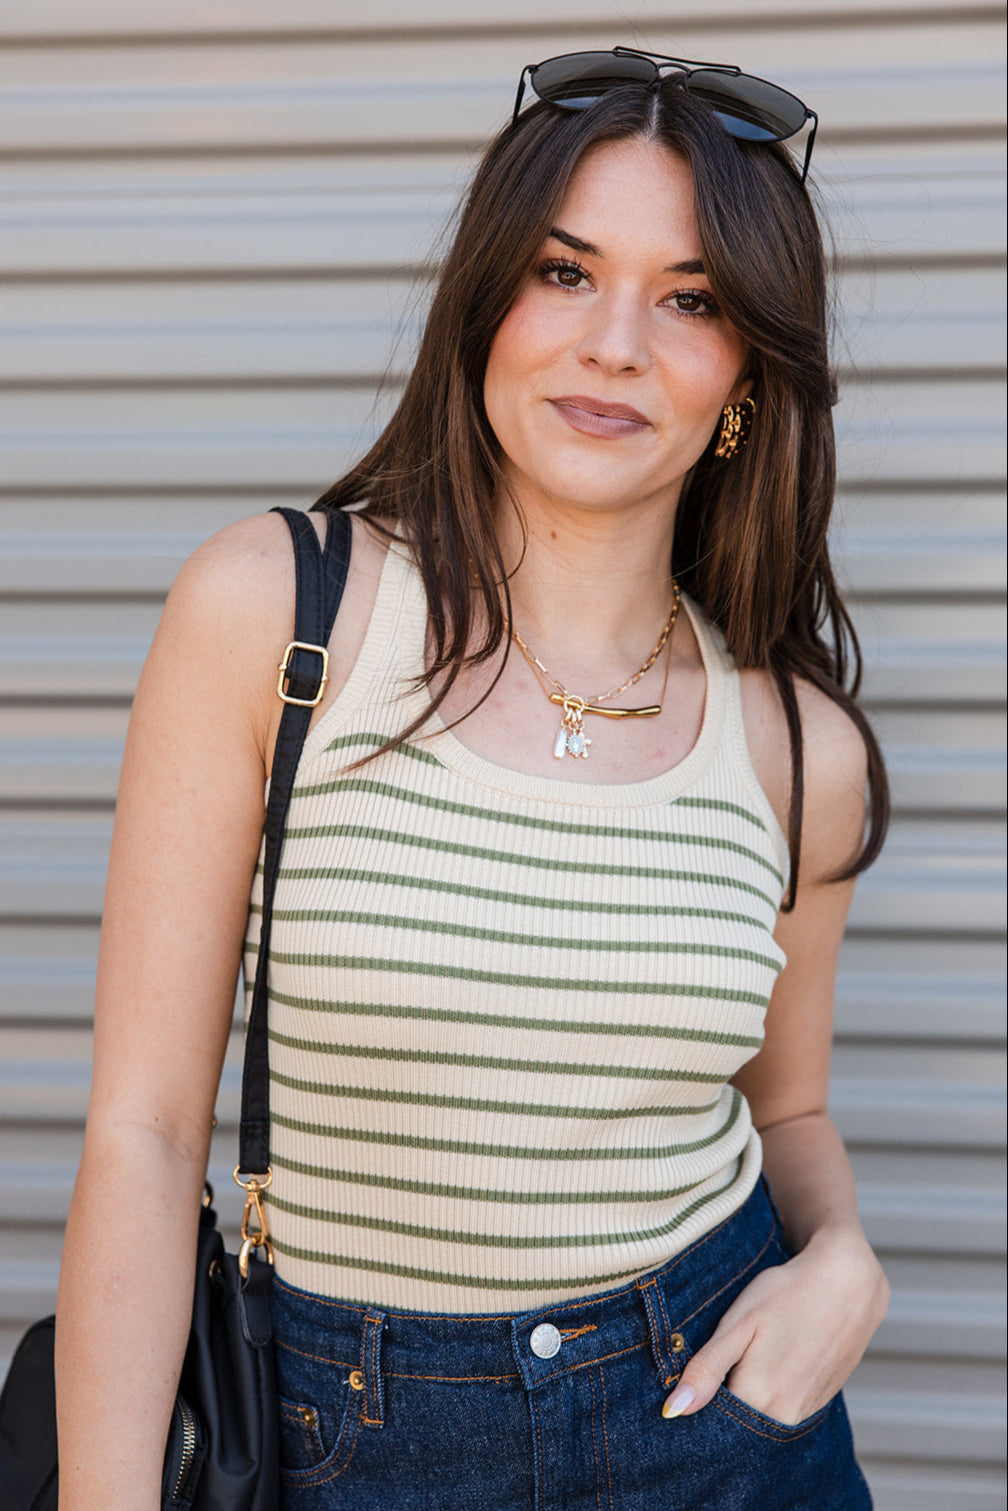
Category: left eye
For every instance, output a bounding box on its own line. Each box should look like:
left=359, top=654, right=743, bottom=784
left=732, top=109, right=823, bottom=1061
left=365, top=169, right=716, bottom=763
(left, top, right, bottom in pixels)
left=668, top=290, right=715, bottom=316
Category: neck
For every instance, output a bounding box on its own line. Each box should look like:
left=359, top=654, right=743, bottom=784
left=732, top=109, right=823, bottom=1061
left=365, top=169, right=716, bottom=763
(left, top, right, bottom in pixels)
left=496, top=497, right=680, bottom=673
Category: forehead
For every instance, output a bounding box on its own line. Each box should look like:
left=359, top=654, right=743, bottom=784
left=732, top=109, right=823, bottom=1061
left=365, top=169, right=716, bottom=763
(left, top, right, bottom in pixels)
left=554, top=138, right=701, bottom=260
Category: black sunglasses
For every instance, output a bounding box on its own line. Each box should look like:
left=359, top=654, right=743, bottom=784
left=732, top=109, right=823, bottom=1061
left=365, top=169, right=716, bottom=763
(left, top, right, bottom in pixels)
left=512, top=48, right=818, bottom=185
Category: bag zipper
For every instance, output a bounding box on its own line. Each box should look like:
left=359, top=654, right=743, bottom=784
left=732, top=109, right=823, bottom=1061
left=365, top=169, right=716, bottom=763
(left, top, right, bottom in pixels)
left=170, top=1395, right=199, bottom=1503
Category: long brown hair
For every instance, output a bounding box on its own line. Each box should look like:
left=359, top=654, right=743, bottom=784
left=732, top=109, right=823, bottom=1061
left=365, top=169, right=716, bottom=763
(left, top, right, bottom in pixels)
left=315, top=81, right=888, bottom=908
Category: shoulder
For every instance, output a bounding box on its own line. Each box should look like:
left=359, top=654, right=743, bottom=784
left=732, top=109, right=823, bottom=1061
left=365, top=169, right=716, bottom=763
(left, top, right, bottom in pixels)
left=739, top=667, right=868, bottom=886
left=157, top=509, right=392, bottom=761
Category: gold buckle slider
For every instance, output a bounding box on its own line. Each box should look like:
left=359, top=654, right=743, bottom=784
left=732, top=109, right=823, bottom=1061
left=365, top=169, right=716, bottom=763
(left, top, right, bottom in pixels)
left=277, top=640, right=330, bottom=707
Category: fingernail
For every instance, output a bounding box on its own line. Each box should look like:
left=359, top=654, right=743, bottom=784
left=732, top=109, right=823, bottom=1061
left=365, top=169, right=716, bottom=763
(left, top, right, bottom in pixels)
left=662, top=1384, right=696, bottom=1419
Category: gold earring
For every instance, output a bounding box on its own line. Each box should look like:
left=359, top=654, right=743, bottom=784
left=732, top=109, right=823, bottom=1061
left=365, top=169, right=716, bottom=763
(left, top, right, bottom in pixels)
left=714, top=396, right=755, bottom=460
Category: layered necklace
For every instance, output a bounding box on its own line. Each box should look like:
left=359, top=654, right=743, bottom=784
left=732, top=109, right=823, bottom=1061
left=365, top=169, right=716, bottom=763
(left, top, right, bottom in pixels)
left=512, top=582, right=681, bottom=760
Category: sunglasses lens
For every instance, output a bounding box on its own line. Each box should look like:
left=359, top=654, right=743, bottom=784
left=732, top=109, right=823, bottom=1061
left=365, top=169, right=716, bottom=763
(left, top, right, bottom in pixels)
left=531, top=51, right=657, bottom=109
left=684, top=70, right=808, bottom=142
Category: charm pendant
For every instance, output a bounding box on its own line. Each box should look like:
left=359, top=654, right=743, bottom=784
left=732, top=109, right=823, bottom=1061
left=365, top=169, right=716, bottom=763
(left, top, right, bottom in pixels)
left=553, top=697, right=591, bottom=760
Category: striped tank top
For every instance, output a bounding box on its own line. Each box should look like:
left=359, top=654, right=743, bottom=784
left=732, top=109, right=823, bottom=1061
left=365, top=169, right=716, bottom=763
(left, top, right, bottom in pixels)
left=244, top=536, right=789, bottom=1313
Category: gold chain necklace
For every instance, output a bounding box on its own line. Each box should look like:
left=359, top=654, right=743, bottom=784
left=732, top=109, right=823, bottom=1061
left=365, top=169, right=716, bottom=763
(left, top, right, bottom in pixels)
left=512, top=582, right=680, bottom=760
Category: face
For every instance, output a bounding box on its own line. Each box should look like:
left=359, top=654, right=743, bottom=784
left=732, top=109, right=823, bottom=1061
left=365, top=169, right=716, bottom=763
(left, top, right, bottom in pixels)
left=483, top=137, right=749, bottom=527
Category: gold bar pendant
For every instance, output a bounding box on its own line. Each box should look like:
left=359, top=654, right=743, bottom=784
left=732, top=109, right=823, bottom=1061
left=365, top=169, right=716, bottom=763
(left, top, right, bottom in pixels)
left=547, top=693, right=661, bottom=719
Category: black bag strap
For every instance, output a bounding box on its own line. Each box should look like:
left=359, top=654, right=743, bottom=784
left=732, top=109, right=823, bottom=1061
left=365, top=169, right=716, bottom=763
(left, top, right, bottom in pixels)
left=238, top=506, right=352, bottom=1175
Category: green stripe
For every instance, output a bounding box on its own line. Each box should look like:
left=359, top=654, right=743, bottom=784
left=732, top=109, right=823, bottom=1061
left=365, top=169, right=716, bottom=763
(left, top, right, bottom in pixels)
left=255, top=908, right=781, bottom=972
left=272, top=1092, right=734, bottom=1157
left=269, top=1178, right=744, bottom=1291
left=263, top=826, right=782, bottom=907
left=253, top=951, right=772, bottom=1009
left=267, top=1029, right=729, bottom=1082
left=265, top=990, right=763, bottom=1048
left=675, top=794, right=772, bottom=833
left=271, top=1078, right=723, bottom=1126
left=249, top=872, right=770, bottom=929
left=271, top=1098, right=742, bottom=1200
left=285, top=779, right=783, bottom=883
left=320, top=732, right=444, bottom=768
left=268, top=1191, right=734, bottom=1250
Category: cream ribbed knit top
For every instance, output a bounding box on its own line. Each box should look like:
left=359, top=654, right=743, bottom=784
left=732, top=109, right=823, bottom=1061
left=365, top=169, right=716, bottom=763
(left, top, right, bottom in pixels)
left=244, top=537, right=788, bottom=1313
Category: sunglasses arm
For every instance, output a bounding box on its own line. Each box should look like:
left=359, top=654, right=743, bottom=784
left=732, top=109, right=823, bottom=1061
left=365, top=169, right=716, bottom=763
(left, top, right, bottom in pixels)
left=511, top=67, right=531, bottom=128
left=800, top=111, right=818, bottom=184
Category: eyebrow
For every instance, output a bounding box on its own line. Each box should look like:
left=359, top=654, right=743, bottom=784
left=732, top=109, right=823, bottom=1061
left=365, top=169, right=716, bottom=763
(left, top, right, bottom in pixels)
left=548, top=226, right=705, bottom=277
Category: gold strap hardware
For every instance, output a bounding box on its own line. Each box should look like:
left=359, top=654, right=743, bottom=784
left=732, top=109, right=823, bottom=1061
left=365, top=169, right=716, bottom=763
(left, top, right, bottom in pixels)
left=277, top=641, right=330, bottom=707
left=233, top=1166, right=275, bottom=1278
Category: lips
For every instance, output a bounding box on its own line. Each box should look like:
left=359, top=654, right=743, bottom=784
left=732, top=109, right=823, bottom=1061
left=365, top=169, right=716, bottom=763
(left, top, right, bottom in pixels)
left=549, top=395, right=651, bottom=439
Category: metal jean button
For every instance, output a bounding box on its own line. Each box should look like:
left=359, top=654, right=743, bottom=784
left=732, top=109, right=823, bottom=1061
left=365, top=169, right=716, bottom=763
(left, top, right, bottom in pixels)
left=530, top=1323, right=562, bottom=1359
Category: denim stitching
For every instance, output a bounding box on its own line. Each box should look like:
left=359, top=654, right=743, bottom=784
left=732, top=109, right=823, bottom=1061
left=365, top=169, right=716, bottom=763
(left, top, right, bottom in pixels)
left=385, top=1368, right=520, bottom=1384
left=673, top=1229, right=775, bottom=1332
left=276, top=1337, right=356, bottom=1369
left=530, top=1389, right=545, bottom=1511
left=587, top=1367, right=602, bottom=1511
left=712, top=1392, right=831, bottom=1444
left=532, top=1338, right=644, bottom=1385
left=598, top=1365, right=616, bottom=1504
left=636, top=1279, right=673, bottom=1386
left=652, top=1281, right=680, bottom=1386
left=362, top=1312, right=384, bottom=1427
left=281, top=1396, right=364, bottom=1488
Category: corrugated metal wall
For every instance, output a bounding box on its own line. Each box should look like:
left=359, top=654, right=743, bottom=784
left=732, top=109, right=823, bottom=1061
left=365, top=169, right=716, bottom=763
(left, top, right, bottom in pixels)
left=1, top=3, right=1004, bottom=1505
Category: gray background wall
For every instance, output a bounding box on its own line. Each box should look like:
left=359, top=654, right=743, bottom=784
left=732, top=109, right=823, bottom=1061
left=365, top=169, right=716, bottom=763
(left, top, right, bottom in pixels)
left=0, top=3, right=1004, bottom=1506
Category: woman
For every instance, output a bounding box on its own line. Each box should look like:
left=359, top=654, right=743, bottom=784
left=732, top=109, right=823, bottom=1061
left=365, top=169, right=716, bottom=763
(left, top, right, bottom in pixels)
left=55, top=50, right=890, bottom=1511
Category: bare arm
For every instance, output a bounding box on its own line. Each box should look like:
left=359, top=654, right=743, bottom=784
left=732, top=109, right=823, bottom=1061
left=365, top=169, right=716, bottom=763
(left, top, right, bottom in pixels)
left=54, top=516, right=297, bottom=1510
left=662, top=678, right=889, bottom=1423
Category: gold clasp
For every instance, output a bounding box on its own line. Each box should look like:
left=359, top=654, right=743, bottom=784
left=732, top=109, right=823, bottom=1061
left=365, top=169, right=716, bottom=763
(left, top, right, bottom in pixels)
left=233, top=1166, right=275, bottom=1278
left=277, top=641, right=330, bottom=707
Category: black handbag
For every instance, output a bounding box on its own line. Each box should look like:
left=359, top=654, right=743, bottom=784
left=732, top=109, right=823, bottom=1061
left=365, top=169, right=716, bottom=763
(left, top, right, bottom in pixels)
left=0, top=507, right=351, bottom=1511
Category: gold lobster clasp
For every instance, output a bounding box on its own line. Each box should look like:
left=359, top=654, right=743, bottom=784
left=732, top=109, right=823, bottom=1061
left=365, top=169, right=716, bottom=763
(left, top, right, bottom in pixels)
left=233, top=1166, right=275, bottom=1278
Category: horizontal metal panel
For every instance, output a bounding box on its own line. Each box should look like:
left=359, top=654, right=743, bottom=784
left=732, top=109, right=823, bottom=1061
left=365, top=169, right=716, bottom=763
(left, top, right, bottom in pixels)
left=846, top=1384, right=1006, bottom=1462
left=1, top=267, right=1002, bottom=384
left=0, top=29, right=1002, bottom=154
left=838, top=267, right=1006, bottom=374
left=858, top=1177, right=1006, bottom=1255
left=0, top=278, right=424, bottom=383
left=835, top=934, right=1007, bottom=1042
left=834, top=488, right=1006, bottom=597
left=832, top=1082, right=1005, bottom=1151
left=0, top=381, right=1002, bottom=490
left=858, top=1463, right=1006, bottom=1511
left=851, top=600, right=1006, bottom=707
left=1, top=148, right=1003, bottom=277
left=0, top=0, right=974, bottom=38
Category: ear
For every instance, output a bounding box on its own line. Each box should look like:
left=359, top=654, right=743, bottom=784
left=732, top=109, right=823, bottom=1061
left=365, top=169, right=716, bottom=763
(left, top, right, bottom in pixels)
left=726, top=373, right=754, bottom=407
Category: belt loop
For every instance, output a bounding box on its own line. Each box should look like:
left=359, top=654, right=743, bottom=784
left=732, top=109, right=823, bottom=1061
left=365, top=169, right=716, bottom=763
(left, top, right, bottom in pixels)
left=360, top=1310, right=387, bottom=1428
left=636, top=1277, right=676, bottom=1390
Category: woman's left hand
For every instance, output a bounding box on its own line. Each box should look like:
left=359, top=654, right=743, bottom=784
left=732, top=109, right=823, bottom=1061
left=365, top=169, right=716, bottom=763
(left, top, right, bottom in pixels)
left=661, top=1223, right=889, bottom=1425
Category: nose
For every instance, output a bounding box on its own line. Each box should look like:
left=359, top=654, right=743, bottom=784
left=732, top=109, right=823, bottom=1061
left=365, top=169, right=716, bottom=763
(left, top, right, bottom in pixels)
left=576, top=292, right=651, bottom=375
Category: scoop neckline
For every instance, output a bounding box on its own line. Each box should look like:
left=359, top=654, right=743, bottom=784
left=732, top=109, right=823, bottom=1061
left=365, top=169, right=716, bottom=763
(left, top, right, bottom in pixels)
left=421, top=594, right=727, bottom=812
left=302, top=533, right=728, bottom=810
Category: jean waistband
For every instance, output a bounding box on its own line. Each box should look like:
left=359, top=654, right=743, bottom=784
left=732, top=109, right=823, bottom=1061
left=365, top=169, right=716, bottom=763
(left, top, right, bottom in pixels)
left=270, top=1179, right=780, bottom=1398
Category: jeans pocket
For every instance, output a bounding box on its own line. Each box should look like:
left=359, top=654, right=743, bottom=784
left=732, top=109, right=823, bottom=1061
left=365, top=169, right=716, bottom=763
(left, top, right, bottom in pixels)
left=712, top=1384, right=835, bottom=1443
left=279, top=1395, right=330, bottom=1471
left=278, top=1378, right=365, bottom=1487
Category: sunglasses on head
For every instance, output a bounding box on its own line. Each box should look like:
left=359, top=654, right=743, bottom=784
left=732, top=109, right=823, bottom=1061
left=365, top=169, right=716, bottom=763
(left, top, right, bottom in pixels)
left=512, top=47, right=818, bottom=185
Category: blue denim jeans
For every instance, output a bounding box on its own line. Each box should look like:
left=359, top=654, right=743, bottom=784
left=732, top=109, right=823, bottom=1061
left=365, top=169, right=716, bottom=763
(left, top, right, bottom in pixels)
left=270, top=1180, right=872, bottom=1509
